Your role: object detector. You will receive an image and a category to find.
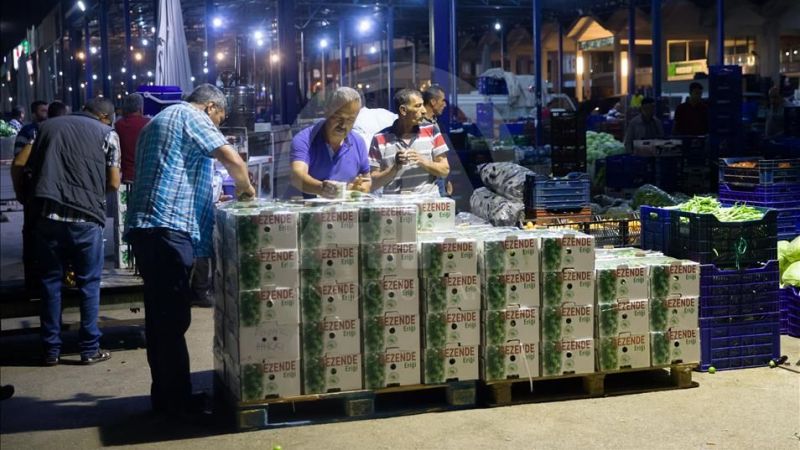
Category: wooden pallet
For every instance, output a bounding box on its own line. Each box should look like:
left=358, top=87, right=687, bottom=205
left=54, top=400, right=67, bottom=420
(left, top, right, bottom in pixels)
left=215, top=376, right=478, bottom=431
left=526, top=207, right=593, bottom=224
left=481, top=363, right=698, bottom=407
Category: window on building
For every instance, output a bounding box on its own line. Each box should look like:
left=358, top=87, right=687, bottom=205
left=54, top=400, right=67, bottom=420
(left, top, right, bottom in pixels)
left=668, top=42, right=687, bottom=63
left=636, top=53, right=652, bottom=68
left=688, top=41, right=706, bottom=60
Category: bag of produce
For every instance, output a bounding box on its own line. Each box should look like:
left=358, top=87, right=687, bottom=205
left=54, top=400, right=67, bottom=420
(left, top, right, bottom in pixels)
left=478, top=162, right=534, bottom=201
left=469, top=187, right=525, bottom=227
left=631, top=184, right=678, bottom=209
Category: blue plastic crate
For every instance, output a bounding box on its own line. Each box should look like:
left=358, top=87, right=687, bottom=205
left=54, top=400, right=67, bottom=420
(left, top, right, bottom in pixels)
left=718, top=183, right=800, bottom=209
left=668, top=207, right=777, bottom=269
left=653, top=157, right=683, bottom=191
left=699, top=318, right=781, bottom=371
left=782, top=287, right=799, bottom=335
left=640, top=206, right=671, bottom=253
left=525, top=172, right=590, bottom=210
left=719, top=158, right=800, bottom=187
left=699, top=261, right=780, bottom=320
left=777, top=208, right=800, bottom=241
left=604, top=154, right=654, bottom=189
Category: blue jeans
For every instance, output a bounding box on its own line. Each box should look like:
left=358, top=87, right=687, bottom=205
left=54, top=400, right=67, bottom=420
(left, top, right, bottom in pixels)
left=35, top=218, right=104, bottom=359
left=128, top=228, right=194, bottom=413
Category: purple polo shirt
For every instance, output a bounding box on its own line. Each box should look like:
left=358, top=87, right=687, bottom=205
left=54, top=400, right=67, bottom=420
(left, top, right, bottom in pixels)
left=287, top=121, right=370, bottom=198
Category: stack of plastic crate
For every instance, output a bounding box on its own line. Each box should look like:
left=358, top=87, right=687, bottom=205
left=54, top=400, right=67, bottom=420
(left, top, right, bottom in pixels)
left=550, top=112, right=587, bottom=176
left=708, top=65, right=743, bottom=158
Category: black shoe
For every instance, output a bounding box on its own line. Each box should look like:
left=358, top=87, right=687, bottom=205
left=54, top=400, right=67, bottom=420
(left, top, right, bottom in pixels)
left=191, top=291, right=214, bottom=308
left=0, top=385, right=14, bottom=401
left=81, top=350, right=112, bottom=365
left=43, top=355, right=60, bottom=366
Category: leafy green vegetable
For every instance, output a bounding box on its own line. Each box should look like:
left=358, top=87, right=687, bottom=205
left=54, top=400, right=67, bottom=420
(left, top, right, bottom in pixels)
left=631, top=185, right=677, bottom=209
left=780, top=237, right=800, bottom=286
left=675, top=196, right=765, bottom=222
left=783, top=261, right=800, bottom=288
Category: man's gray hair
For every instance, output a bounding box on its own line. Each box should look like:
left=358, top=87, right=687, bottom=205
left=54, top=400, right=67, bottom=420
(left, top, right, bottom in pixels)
left=393, top=88, right=422, bottom=113
left=122, top=93, right=144, bottom=114
left=186, top=83, right=227, bottom=110
left=324, top=87, right=361, bottom=117
left=84, top=97, right=115, bottom=118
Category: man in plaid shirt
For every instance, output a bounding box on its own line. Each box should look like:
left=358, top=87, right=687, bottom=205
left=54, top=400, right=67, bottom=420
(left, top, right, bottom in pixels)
left=125, top=84, right=254, bottom=418
left=25, top=97, right=121, bottom=366
left=369, top=88, right=450, bottom=195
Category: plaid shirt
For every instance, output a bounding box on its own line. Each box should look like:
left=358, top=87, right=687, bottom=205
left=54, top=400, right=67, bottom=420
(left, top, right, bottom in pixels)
left=124, top=103, right=227, bottom=257
left=41, top=129, right=121, bottom=222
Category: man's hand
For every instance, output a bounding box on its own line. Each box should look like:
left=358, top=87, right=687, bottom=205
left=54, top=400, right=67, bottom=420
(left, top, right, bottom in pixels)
left=348, top=175, right=371, bottom=193
left=395, top=150, right=409, bottom=166
left=236, top=182, right=256, bottom=201
left=321, top=180, right=343, bottom=198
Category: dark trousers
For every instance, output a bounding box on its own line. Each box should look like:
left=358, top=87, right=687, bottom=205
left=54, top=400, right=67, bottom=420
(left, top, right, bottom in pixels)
left=34, top=218, right=104, bottom=358
left=22, top=206, right=39, bottom=293
left=129, top=228, right=194, bottom=413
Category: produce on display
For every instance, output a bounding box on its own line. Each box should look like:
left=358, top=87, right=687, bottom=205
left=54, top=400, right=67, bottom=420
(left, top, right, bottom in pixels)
left=631, top=184, right=679, bottom=209
left=470, top=187, right=525, bottom=226
left=0, top=120, right=16, bottom=137
left=778, top=237, right=800, bottom=287
left=478, top=162, right=534, bottom=202
left=586, top=131, right=625, bottom=166
left=675, top=196, right=766, bottom=222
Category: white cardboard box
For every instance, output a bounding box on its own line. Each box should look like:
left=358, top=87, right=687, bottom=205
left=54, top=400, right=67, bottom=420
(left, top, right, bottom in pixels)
left=419, top=237, right=478, bottom=277
left=415, top=197, right=456, bottom=232
left=300, top=245, right=359, bottom=283
left=650, top=296, right=699, bottom=332
left=299, top=206, right=360, bottom=247
left=358, top=204, right=418, bottom=244
left=644, top=258, right=701, bottom=299
left=542, top=303, right=594, bottom=341
left=422, top=273, right=481, bottom=312
left=227, top=286, right=300, bottom=327
left=541, top=338, right=595, bottom=376
left=361, top=242, right=418, bottom=279
left=423, top=344, right=479, bottom=383
left=482, top=306, right=540, bottom=346
left=537, top=232, right=595, bottom=272
left=598, top=333, right=651, bottom=371
left=361, top=277, right=420, bottom=317
left=541, top=269, right=595, bottom=307
left=300, top=280, right=360, bottom=322
left=226, top=248, right=300, bottom=290
left=363, top=348, right=422, bottom=389
left=595, top=262, right=650, bottom=303
left=597, top=298, right=650, bottom=337
left=230, top=358, right=302, bottom=400
left=482, top=271, right=539, bottom=310
left=225, top=207, right=298, bottom=251
left=424, top=308, right=481, bottom=348
left=651, top=328, right=701, bottom=366
left=362, top=313, right=421, bottom=354
left=303, top=352, right=363, bottom=394
left=302, top=318, right=361, bottom=357
left=480, top=233, right=540, bottom=276
left=481, top=341, right=540, bottom=381
left=228, top=322, right=301, bottom=365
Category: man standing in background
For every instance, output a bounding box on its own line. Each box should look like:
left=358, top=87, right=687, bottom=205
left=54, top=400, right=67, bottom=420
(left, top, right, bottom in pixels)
left=115, top=93, right=150, bottom=185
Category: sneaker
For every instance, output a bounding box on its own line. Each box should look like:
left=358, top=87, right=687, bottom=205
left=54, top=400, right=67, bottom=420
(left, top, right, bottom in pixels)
left=81, top=350, right=112, bottom=365
left=43, top=354, right=60, bottom=367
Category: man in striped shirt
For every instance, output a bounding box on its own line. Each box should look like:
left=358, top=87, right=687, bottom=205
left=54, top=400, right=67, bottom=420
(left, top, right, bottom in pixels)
left=369, top=89, right=450, bottom=195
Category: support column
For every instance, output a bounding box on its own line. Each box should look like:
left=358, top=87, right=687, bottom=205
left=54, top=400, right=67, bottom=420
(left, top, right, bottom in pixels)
left=557, top=20, right=564, bottom=94
left=449, top=0, right=458, bottom=113
left=717, top=0, right=725, bottom=65
left=84, top=17, right=93, bottom=99
left=123, top=0, right=132, bottom=92
left=627, top=0, right=636, bottom=96
left=533, top=0, right=543, bottom=144
left=651, top=0, right=662, bottom=99
left=69, top=26, right=81, bottom=110
left=387, top=6, right=395, bottom=111
left=205, top=0, right=216, bottom=84
left=277, top=0, right=298, bottom=125
left=429, top=0, right=454, bottom=132
left=339, top=20, right=347, bottom=86
left=99, top=0, right=111, bottom=98
left=613, top=38, right=622, bottom=95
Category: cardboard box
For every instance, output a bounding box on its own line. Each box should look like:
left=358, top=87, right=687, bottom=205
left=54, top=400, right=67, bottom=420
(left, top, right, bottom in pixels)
left=423, top=344, right=479, bottom=383
left=302, top=318, right=361, bottom=357
left=541, top=269, right=595, bottom=307
left=537, top=232, right=595, bottom=272
left=419, top=237, right=478, bottom=277
left=301, top=280, right=360, bottom=323
left=482, top=306, right=540, bottom=347
left=651, top=328, right=701, bottom=366
left=595, top=261, right=650, bottom=303
left=480, top=233, right=540, bottom=276
left=542, top=303, right=594, bottom=341
left=481, top=341, right=540, bottom=381
left=650, top=296, right=699, bottom=333
left=597, top=299, right=650, bottom=338
left=598, top=333, right=651, bottom=371
left=227, top=322, right=301, bottom=365
left=298, top=206, right=360, bottom=248
left=361, top=242, right=418, bottom=279
left=482, top=271, right=539, bottom=310
left=424, top=308, right=481, bottom=348
left=422, top=274, right=481, bottom=312
left=643, top=258, right=701, bottom=299
left=363, top=348, right=422, bottom=389
left=362, top=277, right=420, bottom=317
left=226, top=248, right=300, bottom=291
left=300, top=245, right=359, bottom=283
left=225, top=286, right=300, bottom=328
left=230, top=359, right=302, bottom=400
left=359, top=204, right=418, bottom=244
left=224, top=207, right=298, bottom=251
left=303, top=352, right=363, bottom=394
left=415, top=197, right=456, bottom=232
left=541, top=338, right=595, bottom=376
left=362, top=313, right=421, bottom=354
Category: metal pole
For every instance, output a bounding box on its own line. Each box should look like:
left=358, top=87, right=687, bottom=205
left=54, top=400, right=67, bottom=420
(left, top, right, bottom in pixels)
left=387, top=6, right=395, bottom=111
left=300, top=30, right=306, bottom=100
left=651, top=0, right=662, bottom=99
left=339, top=20, right=346, bottom=86
left=628, top=0, right=636, bottom=97
left=499, top=27, right=504, bottom=71
left=411, top=38, right=417, bottom=87
left=557, top=20, right=564, bottom=94
left=69, top=26, right=81, bottom=110
left=533, top=0, right=543, bottom=145
left=84, top=17, right=93, bottom=99
left=123, top=0, right=132, bottom=92
left=321, top=48, right=326, bottom=94
left=205, top=0, right=216, bottom=84
left=430, top=0, right=453, bottom=133
left=277, top=0, right=298, bottom=125
left=449, top=0, right=458, bottom=115
left=717, top=0, right=725, bottom=65
left=99, top=0, right=111, bottom=98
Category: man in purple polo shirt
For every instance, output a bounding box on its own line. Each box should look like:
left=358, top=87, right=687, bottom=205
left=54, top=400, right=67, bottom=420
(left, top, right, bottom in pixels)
left=289, top=87, right=371, bottom=198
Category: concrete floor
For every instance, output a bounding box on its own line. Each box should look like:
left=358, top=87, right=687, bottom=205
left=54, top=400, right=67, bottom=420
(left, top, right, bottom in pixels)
left=1, top=307, right=799, bottom=449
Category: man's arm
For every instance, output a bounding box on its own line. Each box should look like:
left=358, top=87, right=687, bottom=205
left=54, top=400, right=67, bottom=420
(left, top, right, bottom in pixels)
left=370, top=162, right=401, bottom=190
left=107, top=166, right=121, bottom=192
left=290, top=160, right=325, bottom=196
left=213, top=144, right=255, bottom=199
left=409, top=152, right=450, bottom=177
left=11, top=143, right=33, bottom=202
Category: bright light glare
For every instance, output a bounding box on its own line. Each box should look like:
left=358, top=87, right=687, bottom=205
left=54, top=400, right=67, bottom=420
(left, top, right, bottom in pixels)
left=147, top=71, right=153, bottom=77
left=92, top=74, right=97, bottom=80
left=319, top=39, right=329, bottom=49
left=270, top=53, right=280, bottom=63
left=77, top=51, right=85, bottom=60
left=358, top=19, right=372, bottom=33
left=77, top=1, right=86, bottom=12
left=369, top=46, right=377, bottom=54
left=257, top=39, right=264, bottom=47
left=212, top=17, right=222, bottom=28
left=121, top=67, right=126, bottom=73
left=203, top=67, right=209, bottom=73
left=494, top=22, right=501, bottom=31
left=190, top=76, right=195, bottom=82
left=254, top=31, right=263, bottom=40
left=142, top=39, right=148, bottom=46
left=216, top=52, right=225, bottom=61
left=134, top=52, right=143, bottom=61
left=90, top=46, right=98, bottom=54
